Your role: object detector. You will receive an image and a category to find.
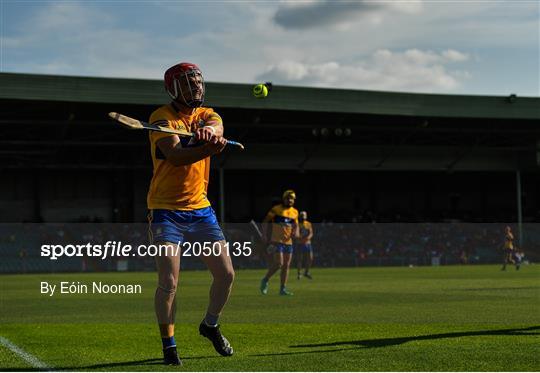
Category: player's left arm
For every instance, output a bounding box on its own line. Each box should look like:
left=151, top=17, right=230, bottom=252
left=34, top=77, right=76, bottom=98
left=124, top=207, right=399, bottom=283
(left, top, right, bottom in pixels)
left=195, top=111, right=224, bottom=142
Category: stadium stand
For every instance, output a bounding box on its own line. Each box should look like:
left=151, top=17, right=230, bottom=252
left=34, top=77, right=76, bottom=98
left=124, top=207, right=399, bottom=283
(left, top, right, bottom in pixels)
left=0, top=72, right=539, bottom=272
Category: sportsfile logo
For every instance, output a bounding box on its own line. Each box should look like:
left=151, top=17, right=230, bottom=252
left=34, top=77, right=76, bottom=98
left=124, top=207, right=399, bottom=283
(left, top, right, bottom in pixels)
left=40, top=241, right=252, bottom=260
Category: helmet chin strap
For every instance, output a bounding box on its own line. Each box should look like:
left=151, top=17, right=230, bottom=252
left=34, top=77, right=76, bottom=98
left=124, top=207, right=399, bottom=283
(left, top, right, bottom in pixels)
left=173, top=97, right=202, bottom=110
left=185, top=98, right=203, bottom=108
left=171, top=85, right=203, bottom=110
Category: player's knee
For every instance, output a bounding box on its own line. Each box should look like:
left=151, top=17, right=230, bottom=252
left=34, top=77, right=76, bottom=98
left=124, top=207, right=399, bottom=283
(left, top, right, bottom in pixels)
left=222, top=269, right=235, bottom=285
left=157, top=274, right=177, bottom=294
left=213, top=268, right=235, bottom=285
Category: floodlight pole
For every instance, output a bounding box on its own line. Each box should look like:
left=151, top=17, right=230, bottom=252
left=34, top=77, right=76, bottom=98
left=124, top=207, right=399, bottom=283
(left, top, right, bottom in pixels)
left=516, top=170, right=523, bottom=246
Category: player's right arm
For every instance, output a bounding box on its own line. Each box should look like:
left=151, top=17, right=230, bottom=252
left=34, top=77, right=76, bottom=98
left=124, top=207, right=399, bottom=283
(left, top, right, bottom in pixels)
left=306, top=222, right=314, bottom=241
left=157, top=135, right=226, bottom=166
left=261, top=210, right=275, bottom=244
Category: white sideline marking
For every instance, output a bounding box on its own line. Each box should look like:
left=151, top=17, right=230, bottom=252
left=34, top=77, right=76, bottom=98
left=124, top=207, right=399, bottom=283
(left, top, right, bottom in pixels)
left=0, top=336, right=51, bottom=370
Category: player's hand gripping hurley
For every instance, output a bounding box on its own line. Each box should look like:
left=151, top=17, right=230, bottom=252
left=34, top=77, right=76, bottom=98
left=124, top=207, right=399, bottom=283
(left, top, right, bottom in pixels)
left=108, top=112, right=244, bottom=150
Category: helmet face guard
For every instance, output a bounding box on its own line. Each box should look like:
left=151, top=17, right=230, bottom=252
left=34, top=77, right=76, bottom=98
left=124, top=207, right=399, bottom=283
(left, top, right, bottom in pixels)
left=165, top=63, right=205, bottom=108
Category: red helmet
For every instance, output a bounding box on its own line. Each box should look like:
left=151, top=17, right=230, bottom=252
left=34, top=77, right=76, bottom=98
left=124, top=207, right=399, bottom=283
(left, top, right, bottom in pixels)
left=164, top=62, right=205, bottom=108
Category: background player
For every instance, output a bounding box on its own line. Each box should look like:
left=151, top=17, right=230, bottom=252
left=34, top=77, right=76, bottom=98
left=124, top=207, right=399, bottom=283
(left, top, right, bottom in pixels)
left=513, top=247, right=525, bottom=270
left=295, top=211, right=314, bottom=279
left=260, top=190, right=299, bottom=296
left=501, top=225, right=515, bottom=271
left=148, top=62, right=234, bottom=365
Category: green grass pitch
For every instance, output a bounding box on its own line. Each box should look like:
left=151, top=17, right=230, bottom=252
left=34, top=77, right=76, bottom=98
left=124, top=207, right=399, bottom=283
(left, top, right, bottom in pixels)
left=1, top=265, right=539, bottom=371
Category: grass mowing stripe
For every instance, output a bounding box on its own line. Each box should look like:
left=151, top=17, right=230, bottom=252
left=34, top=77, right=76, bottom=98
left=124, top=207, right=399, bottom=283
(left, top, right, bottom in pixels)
left=0, top=336, right=51, bottom=370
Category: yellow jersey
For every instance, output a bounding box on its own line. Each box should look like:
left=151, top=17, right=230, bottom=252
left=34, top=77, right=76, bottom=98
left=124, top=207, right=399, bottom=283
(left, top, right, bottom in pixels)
left=504, top=232, right=514, bottom=250
left=297, top=220, right=313, bottom=244
left=264, top=204, right=299, bottom=245
left=146, top=104, right=222, bottom=210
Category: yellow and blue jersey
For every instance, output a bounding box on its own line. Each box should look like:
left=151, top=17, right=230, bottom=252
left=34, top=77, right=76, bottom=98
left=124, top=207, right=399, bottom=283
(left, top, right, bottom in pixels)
left=146, top=104, right=222, bottom=211
left=264, top=204, right=299, bottom=245
left=504, top=232, right=514, bottom=250
left=297, top=220, right=313, bottom=244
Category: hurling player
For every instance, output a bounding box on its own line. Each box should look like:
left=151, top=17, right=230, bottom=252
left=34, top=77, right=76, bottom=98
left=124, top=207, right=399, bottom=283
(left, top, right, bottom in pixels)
left=501, top=225, right=515, bottom=271
left=260, top=190, right=299, bottom=296
left=295, top=211, right=314, bottom=280
left=147, top=62, right=234, bottom=365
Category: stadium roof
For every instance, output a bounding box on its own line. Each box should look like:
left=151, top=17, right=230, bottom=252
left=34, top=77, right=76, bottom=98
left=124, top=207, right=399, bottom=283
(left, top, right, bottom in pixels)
left=1, top=72, right=538, bottom=120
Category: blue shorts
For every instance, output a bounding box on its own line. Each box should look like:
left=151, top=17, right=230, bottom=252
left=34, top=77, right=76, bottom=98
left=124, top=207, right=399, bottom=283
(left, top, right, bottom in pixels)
left=270, top=243, right=293, bottom=254
left=149, top=207, right=225, bottom=244
left=295, top=243, right=313, bottom=253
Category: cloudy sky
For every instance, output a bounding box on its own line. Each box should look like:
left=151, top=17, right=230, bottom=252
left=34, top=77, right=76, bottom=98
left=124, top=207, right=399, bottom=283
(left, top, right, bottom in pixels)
left=1, top=0, right=538, bottom=96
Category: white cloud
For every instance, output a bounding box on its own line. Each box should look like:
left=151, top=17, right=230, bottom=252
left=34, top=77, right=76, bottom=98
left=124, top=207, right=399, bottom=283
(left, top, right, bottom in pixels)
left=257, top=49, right=470, bottom=93
left=442, top=50, right=469, bottom=62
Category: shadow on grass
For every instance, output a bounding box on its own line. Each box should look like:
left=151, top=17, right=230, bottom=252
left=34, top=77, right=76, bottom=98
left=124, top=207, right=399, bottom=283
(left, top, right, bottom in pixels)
left=4, top=355, right=221, bottom=371
left=460, top=286, right=539, bottom=291
left=251, top=325, right=540, bottom=357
